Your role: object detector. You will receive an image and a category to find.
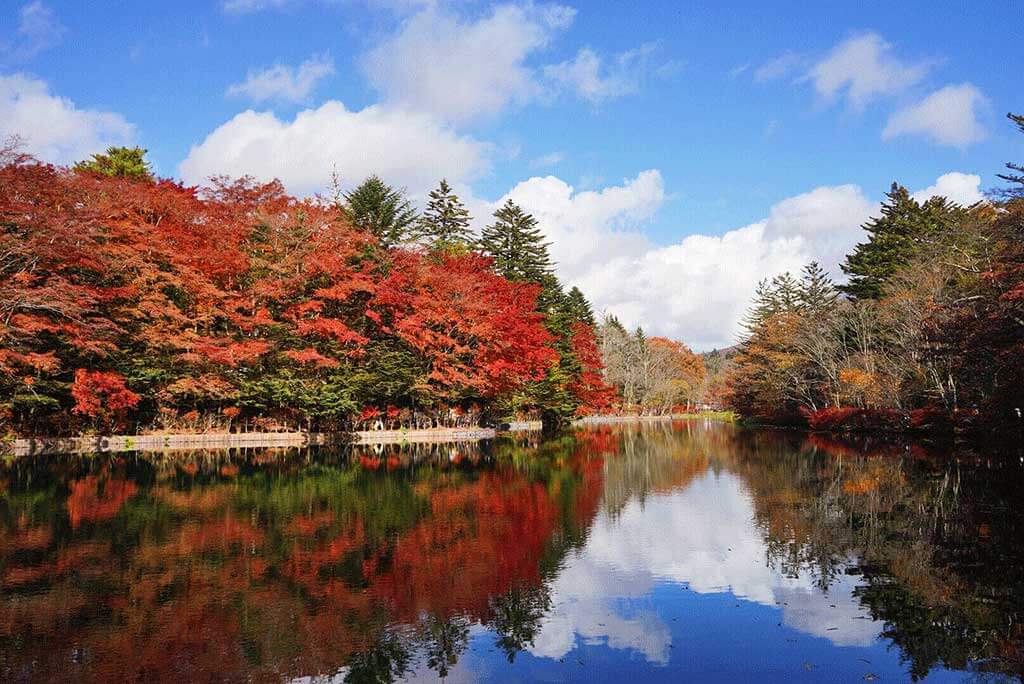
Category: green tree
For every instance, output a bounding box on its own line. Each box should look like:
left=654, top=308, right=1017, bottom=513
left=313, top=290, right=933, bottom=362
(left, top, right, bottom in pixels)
left=74, top=146, right=153, bottom=180
left=416, top=179, right=473, bottom=250
left=840, top=184, right=960, bottom=300
left=478, top=200, right=553, bottom=283
left=797, top=261, right=838, bottom=314
left=343, top=175, right=418, bottom=248
left=995, top=112, right=1024, bottom=199
left=564, top=285, right=595, bottom=325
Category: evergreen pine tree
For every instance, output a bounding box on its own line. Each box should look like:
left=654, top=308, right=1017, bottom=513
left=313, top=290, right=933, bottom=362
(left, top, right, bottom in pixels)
left=416, top=179, right=473, bottom=249
left=840, top=183, right=959, bottom=300
left=342, top=175, right=418, bottom=248
left=74, top=146, right=153, bottom=181
left=770, top=272, right=801, bottom=311
left=797, top=261, right=838, bottom=314
left=478, top=200, right=553, bottom=283
left=742, top=279, right=777, bottom=333
left=996, top=113, right=1024, bottom=199
left=564, top=286, right=596, bottom=325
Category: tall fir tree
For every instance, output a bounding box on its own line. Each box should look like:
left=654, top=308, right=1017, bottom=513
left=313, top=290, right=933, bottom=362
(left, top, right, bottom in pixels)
left=840, top=183, right=959, bottom=300
left=416, top=179, right=473, bottom=249
left=478, top=200, right=553, bottom=283
left=342, top=175, right=418, bottom=248
left=797, top=261, right=838, bottom=314
left=564, top=286, right=596, bottom=325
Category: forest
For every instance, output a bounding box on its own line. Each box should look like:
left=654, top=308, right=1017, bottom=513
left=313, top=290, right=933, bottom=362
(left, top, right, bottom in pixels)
left=2, top=114, right=1021, bottom=442
left=0, top=141, right=631, bottom=438
left=720, top=113, right=1024, bottom=439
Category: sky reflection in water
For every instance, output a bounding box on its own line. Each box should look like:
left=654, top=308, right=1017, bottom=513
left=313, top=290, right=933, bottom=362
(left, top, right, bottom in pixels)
left=2, top=423, right=1022, bottom=683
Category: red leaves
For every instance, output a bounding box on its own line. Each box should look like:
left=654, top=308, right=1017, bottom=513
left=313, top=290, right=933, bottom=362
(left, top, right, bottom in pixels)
left=569, top=322, right=617, bottom=413
left=1, top=155, right=580, bottom=431
left=284, top=348, right=340, bottom=368
left=71, top=369, right=140, bottom=419
left=371, top=251, right=556, bottom=399
left=194, top=339, right=271, bottom=366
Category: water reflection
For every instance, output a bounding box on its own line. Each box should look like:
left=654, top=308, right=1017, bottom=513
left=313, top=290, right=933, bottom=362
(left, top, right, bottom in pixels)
left=1, top=424, right=1022, bottom=682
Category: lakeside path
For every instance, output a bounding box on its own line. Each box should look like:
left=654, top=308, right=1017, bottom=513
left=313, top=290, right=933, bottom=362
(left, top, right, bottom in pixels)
left=9, top=414, right=729, bottom=457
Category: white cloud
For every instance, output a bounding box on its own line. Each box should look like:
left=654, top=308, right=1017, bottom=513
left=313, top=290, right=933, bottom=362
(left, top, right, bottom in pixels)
left=362, top=2, right=575, bottom=122
left=544, top=43, right=655, bottom=102
left=529, top=151, right=563, bottom=169
left=0, top=73, right=135, bottom=164
left=2, top=2, right=65, bottom=60
left=883, top=83, right=987, bottom=148
left=179, top=101, right=489, bottom=196
left=911, top=171, right=983, bottom=206
left=499, top=171, right=975, bottom=349
left=805, top=33, right=931, bottom=109
left=501, top=170, right=665, bottom=280
left=754, top=51, right=802, bottom=82
left=227, top=53, right=335, bottom=103
left=530, top=470, right=881, bottom=664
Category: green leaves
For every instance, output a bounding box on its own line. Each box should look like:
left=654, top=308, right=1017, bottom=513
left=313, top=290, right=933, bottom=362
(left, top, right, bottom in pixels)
left=415, top=179, right=473, bottom=250
left=478, top=200, right=554, bottom=284
left=74, top=146, right=154, bottom=181
left=341, top=175, right=418, bottom=248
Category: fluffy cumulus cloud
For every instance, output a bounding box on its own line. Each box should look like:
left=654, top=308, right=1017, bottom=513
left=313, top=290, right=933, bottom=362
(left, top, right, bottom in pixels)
left=0, top=73, right=135, bottom=164
left=883, top=83, right=987, bottom=148
left=501, top=170, right=665, bottom=278
left=506, top=170, right=981, bottom=349
left=544, top=43, right=655, bottom=102
left=804, top=33, right=931, bottom=109
left=911, top=171, right=984, bottom=206
left=226, top=53, right=334, bottom=103
left=362, top=2, right=575, bottom=122
left=528, top=470, right=880, bottom=664
left=178, top=101, right=489, bottom=196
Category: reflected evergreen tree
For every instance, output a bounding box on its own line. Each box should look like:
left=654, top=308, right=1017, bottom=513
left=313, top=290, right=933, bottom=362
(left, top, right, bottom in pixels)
left=344, top=629, right=412, bottom=684
left=488, top=583, right=552, bottom=663
left=419, top=614, right=470, bottom=678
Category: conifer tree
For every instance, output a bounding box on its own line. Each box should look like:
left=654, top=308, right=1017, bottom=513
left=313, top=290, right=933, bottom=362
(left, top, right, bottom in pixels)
left=342, top=175, right=418, bottom=248
left=416, top=179, right=473, bottom=249
left=996, top=113, right=1024, bottom=199
left=797, top=262, right=838, bottom=314
left=74, top=146, right=153, bottom=181
left=564, top=286, right=595, bottom=325
left=478, top=200, right=553, bottom=283
left=840, top=183, right=959, bottom=300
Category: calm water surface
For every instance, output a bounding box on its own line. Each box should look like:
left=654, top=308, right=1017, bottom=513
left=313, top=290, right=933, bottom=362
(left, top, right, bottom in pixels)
left=2, top=422, right=1023, bottom=682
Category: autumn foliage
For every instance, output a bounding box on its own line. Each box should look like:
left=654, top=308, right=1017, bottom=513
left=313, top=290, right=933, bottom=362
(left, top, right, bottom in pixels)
left=0, top=155, right=606, bottom=436
left=724, top=114, right=1024, bottom=438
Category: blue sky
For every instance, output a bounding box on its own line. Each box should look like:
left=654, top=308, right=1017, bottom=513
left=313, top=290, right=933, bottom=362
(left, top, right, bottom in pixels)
left=2, top=1, right=1020, bottom=347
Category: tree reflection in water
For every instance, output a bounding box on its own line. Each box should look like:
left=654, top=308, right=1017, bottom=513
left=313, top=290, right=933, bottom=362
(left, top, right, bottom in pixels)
left=0, top=424, right=1022, bottom=682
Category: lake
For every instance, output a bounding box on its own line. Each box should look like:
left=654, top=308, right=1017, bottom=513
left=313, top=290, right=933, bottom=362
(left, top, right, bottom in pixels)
left=1, top=421, right=1022, bottom=682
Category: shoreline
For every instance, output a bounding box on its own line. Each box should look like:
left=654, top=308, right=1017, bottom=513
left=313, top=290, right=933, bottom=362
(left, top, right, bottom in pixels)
left=9, top=422, right=543, bottom=457
left=5, top=414, right=738, bottom=457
